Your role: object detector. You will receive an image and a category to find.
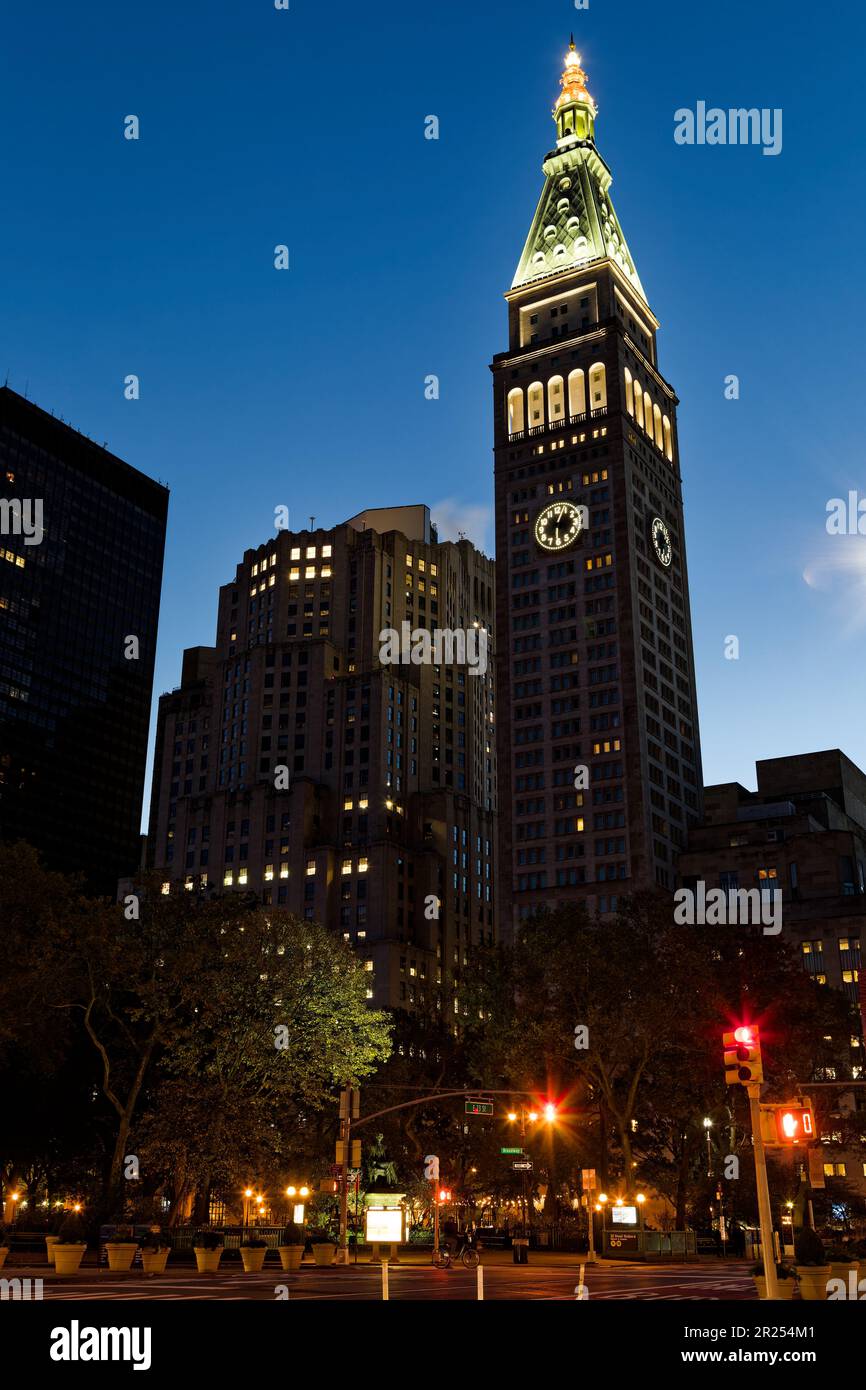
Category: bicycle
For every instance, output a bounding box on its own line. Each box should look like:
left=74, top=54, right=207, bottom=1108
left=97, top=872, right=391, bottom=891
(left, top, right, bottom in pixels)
left=432, top=1237, right=480, bottom=1269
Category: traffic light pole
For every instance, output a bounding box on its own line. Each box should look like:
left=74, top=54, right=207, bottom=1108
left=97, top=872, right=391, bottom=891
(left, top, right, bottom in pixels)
left=748, top=1085, right=779, bottom=1300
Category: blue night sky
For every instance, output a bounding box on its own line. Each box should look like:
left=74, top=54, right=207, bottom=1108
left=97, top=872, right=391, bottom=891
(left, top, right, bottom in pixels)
left=2, top=0, right=865, bottom=828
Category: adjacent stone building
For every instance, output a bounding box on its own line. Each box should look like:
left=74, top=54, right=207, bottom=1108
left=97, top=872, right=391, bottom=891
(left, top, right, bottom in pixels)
left=148, top=504, right=496, bottom=1012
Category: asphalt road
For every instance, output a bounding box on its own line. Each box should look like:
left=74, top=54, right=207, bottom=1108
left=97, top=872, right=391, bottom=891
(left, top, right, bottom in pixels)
left=7, top=1258, right=760, bottom=1301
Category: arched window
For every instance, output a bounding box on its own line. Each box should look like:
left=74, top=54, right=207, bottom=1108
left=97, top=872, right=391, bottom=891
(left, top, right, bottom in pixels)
left=589, top=362, right=607, bottom=411
left=548, top=375, right=565, bottom=421
left=663, top=415, right=673, bottom=462
left=507, top=388, right=525, bottom=436
left=568, top=369, right=586, bottom=418
left=528, top=382, right=544, bottom=427
left=643, top=391, right=654, bottom=436
left=633, top=383, right=644, bottom=428
left=653, top=403, right=663, bottom=450
left=624, top=368, right=634, bottom=417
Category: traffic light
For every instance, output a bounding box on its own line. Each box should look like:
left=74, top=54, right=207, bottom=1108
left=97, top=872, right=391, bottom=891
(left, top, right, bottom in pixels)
left=723, top=1024, right=763, bottom=1086
left=774, top=1105, right=814, bottom=1145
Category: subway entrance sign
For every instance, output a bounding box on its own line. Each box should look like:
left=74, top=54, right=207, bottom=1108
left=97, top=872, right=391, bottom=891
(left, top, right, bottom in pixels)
left=465, top=1100, right=494, bottom=1115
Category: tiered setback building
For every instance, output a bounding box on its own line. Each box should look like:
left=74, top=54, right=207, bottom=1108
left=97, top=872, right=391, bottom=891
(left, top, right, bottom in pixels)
left=148, top=505, right=496, bottom=1011
left=492, top=47, right=703, bottom=937
left=0, top=387, right=168, bottom=894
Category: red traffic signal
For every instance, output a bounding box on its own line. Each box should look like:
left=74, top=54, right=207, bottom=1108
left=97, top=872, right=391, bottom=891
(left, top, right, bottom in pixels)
left=723, top=1024, right=763, bottom=1086
left=775, top=1106, right=814, bottom=1144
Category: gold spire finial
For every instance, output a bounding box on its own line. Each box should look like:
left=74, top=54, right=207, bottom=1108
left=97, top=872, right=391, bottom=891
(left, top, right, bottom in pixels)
left=555, top=41, right=596, bottom=116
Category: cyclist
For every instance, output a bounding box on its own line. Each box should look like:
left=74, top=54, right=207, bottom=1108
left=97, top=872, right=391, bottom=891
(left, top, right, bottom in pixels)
left=442, top=1215, right=460, bottom=1259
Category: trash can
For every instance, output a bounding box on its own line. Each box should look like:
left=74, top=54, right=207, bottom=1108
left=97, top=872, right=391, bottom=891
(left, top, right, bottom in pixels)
left=513, top=1238, right=529, bottom=1265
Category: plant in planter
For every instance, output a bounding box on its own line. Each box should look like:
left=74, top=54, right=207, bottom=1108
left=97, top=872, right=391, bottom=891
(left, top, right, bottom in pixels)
left=310, top=1231, right=337, bottom=1267
left=193, top=1230, right=225, bottom=1274
left=105, top=1222, right=139, bottom=1273
left=278, top=1222, right=306, bottom=1273
left=794, top=1228, right=830, bottom=1301
left=139, top=1230, right=171, bottom=1276
left=53, top=1214, right=88, bottom=1275
left=749, top=1260, right=799, bottom=1301
left=0, top=1222, right=10, bottom=1271
left=239, top=1235, right=269, bottom=1273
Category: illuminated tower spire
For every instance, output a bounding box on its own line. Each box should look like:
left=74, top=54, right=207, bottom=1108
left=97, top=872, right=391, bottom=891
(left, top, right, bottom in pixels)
left=511, top=43, right=645, bottom=302
left=553, top=38, right=597, bottom=144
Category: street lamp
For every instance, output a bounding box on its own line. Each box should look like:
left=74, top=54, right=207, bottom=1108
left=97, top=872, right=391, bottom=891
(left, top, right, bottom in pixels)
left=703, top=1116, right=713, bottom=1178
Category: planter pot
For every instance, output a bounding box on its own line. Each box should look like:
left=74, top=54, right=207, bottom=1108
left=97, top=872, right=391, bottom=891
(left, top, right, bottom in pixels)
left=795, top=1265, right=831, bottom=1301
left=193, top=1246, right=224, bottom=1274
left=312, top=1243, right=335, bottom=1267
left=46, top=1235, right=59, bottom=1266
left=105, top=1242, right=138, bottom=1272
left=141, top=1248, right=170, bottom=1275
left=239, top=1246, right=267, bottom=1273
left=278, top=1245, right=304, bottom=1273
left=0, top=1247, right=9, bottom=1271
left=54, top=1244, right=87, bottom=1275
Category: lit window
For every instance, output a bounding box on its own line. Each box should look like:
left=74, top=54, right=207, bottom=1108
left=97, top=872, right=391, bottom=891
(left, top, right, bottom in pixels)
left=305, top=566, right=316, bottom=579
left=280, top=864, right=289, bottom=879
left=359, top=796, right=369, bottom=810
left=364, top=959, right=374, bottom=972
left=322, top=544, right=332, bottom=558
left=291, top=548, right=301, bottom=560
left=358, top=857, right=369, bottom=873
left=306, top=546, right=316, bottom=559
left=265, top=864, right=274, bottom=881
left=161, top=882, right=170, bottom=895
left=224, top=871, right=234, bottom=886
left=289, top=567, right=300, bottom=581
left=430, top=564, right=437, bottom=577
left=238, top=869, right=247, bottom=885
left=306, top=859, right=316, bottom=876
left=321, top=565, right=332, bottom=578
left=252, top=562, right=259, bottom=576
left=406, top=555, right=413, bottom=567
left=342, top=859, right=352, bottom=875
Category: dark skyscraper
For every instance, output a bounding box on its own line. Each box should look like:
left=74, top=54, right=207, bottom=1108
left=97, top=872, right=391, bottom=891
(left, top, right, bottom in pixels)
left=492, top=47, right=703, bottom=938
left=0, top=387, right=168, bottom=893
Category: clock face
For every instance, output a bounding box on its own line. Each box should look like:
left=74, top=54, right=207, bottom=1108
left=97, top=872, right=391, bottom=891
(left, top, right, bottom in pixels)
left=534, top=500, right=583, bottom=552
left=651, top=516, right=673, bottom=568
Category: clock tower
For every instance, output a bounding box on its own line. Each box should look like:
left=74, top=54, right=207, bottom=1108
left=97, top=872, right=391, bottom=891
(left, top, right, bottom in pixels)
left=492, top=43, right=703, bottom=937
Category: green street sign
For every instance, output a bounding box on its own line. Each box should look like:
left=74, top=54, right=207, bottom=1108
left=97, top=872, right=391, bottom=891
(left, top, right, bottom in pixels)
left=465, top=1100, right=494, bottom=1116
left=500, top=1147, right=524, bottom=1155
